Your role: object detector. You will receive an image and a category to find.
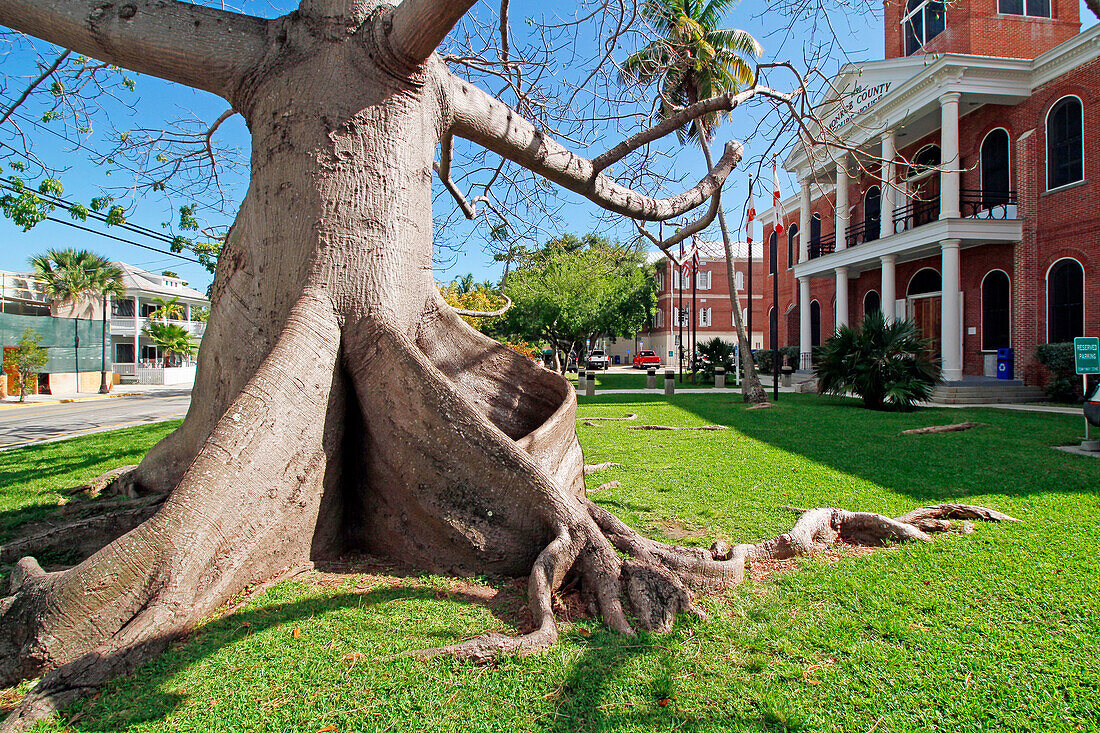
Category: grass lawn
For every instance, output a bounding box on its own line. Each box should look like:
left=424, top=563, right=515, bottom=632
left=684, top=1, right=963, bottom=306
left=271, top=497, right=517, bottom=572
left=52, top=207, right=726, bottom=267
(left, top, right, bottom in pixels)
left=2, top=396, right=1099, bottom=732
left=568, top=371, right=731, bottom=390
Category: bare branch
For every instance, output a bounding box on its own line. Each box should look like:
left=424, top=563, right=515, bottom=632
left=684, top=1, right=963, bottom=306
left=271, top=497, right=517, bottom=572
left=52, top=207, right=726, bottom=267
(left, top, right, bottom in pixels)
left=634, top=191, right=721, bottom=255
left=0, top=49, right=69, bottom=128
left=447, top=74, right=744, bottom=222
left=0, top=0, right=268, bottom=101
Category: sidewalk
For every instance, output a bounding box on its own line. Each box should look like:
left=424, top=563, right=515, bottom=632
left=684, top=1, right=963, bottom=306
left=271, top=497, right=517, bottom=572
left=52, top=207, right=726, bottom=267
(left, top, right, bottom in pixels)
left=0, top=382, right=193, bottom=409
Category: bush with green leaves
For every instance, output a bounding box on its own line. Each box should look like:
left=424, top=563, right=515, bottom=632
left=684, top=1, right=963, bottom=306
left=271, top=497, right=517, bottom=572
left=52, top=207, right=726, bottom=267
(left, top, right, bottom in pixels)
left=813, top=311, right=941, bottom=410
left=696, top=337, right=735, bottom=382
left=753, top=346, right=800, bottom=374
left=2, top=327, right=49, bottom=401
left=1034, top=342, right=1082, bottom=403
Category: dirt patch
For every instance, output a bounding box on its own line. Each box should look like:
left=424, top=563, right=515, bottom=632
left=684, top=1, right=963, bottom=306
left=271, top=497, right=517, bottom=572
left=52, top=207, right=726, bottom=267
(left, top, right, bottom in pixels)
left=659, top=519, right=709, bottom=541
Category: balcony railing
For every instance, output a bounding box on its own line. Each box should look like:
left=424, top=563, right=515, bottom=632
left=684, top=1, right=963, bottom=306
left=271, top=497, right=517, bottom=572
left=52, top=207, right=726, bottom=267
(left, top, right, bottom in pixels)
left=893, top=195, right=940, bottom=234
left=807, top=232, right=836, bottom=259
left=961, top=189, right=1018, bottom=220
left=844, top=219, right=881, bottom=248
left=109, top=317, right=206, bottom=337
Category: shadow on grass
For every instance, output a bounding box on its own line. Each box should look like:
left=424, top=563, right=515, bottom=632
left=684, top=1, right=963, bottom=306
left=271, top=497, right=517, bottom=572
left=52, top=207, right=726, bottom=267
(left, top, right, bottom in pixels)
left=580, top=392, right=1098, bottom=503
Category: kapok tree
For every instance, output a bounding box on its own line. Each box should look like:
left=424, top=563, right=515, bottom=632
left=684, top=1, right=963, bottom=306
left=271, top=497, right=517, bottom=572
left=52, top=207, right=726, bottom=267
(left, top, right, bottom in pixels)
left=0, top=1, right=1014, bottom=730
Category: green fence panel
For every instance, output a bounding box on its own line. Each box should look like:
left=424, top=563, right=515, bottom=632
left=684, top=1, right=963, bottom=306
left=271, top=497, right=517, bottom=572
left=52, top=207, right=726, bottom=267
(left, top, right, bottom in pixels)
left=0, top=313, right=107, bottom=372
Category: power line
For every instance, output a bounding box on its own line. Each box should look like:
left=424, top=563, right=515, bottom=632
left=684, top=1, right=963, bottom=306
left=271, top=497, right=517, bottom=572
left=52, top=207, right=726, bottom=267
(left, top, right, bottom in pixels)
left=41, top=215, right=201, bottom=263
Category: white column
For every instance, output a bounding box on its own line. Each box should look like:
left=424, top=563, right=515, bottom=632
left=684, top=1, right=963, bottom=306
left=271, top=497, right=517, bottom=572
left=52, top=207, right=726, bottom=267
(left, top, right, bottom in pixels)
left=835, top=155, right=850, bottom=250
left=881, top=254, right=897, bottom=324
left=835, top=267, right=849, bottom=329
left=941, top=239, right=962, bottom=381
left=880, top=130, right=896, bottom=239
left=799, top=277, right=812, bottom=368
left=939, top=92, right=961, bottom=220
left=132, top=296, right=140, bottom=364
left=799, top=178, right=811, bottom=263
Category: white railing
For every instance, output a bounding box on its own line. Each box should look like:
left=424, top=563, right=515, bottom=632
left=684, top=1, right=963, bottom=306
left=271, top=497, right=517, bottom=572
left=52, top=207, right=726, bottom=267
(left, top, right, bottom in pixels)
left=109, top=317, right=206, bottom=337
left=112, top=363, right=137, bottom=376
left=135, top=364, right=197, bottom=385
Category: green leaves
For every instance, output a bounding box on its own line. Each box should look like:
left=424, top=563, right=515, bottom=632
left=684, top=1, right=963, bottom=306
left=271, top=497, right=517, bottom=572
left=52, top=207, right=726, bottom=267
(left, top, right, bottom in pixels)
left=28, top=248, right=126, bottom=302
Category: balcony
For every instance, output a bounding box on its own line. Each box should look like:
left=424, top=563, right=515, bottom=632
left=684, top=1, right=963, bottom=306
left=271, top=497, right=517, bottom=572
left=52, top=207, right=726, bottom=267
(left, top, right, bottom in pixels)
left=807, top=232, right=836, bottom=259
left=960, top=189, right=1018, bottom=220
left=893, top=196, right=940, bottom=234
left=109, top=317, right=207, bottom=338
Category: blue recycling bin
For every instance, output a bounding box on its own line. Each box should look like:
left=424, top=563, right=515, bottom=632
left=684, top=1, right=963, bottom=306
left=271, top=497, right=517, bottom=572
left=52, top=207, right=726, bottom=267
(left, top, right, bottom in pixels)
left=996, top=348, right=1014, bottom=380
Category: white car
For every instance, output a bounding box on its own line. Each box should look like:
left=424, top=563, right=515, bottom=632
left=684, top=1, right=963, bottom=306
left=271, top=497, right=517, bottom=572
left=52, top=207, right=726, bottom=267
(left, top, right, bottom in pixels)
left=585, top=350, right=610, bottom=370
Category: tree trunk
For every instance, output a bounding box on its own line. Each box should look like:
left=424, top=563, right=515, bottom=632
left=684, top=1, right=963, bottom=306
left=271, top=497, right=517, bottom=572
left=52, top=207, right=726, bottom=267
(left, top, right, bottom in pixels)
left=0, top=2, right=1007, bottom=728
left=699, top=140, right=767, bottom=404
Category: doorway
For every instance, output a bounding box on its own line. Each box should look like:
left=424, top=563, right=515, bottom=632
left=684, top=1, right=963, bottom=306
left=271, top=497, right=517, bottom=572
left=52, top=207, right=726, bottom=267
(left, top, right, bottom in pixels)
left=910, top=295, right=942, bottom=358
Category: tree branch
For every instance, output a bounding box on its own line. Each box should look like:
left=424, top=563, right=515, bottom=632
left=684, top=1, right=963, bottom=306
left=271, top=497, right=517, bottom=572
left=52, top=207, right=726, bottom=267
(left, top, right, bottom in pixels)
left=447, top=74, right=744, bottom=222
left=0, top=49, right=69, bottom=128
left=0, top=0, right=268, bottom=101
left=389, top=0, right=479, bottom=67
left=450, top=294, right=512, bottom=318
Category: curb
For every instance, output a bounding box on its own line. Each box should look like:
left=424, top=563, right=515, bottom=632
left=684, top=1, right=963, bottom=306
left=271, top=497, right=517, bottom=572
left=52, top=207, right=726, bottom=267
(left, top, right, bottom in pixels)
left=0, top=392, right=142, bottom=410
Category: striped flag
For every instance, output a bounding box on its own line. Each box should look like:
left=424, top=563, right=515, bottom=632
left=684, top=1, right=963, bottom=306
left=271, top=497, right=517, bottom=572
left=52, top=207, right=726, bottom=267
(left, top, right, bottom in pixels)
left=773, top=161, right=784, bottom=236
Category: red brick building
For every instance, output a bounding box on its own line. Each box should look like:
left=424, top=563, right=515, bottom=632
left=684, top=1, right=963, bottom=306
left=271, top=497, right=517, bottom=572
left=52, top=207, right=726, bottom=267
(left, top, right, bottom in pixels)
left=761, top=0, right=1097, bottom=384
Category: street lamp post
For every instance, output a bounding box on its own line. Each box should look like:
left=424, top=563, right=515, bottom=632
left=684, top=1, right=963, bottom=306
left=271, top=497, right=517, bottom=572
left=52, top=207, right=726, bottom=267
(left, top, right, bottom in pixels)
left=99, top=290, right=110, bottom=394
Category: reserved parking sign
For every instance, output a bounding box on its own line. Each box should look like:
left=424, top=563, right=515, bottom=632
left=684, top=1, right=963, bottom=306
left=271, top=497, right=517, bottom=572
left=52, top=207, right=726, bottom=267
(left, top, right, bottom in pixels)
left=1075, top=337, right=1100, bottom=375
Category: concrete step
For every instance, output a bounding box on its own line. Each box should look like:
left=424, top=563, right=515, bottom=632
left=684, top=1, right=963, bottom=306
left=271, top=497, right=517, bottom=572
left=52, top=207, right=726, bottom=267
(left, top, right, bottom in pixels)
left=928, top=381, right=1047, bottom=405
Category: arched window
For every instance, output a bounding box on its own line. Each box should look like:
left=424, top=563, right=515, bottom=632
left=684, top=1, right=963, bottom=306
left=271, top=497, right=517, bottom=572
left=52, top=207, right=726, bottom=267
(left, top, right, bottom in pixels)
left=909, top=144, right=941, bottom=175
left=903, top=0, right=946, bottom=55
left=864, top=186, right=881, bottom=242
left=810, top=300, right=821, bottom=347
left=787, top=224, right=799, bottom=268
left=1047, top=259, right=1084, bottom=343
left=1047, top=97, right=1083, bottom=190
left=809, top=213, right=822, bottom=257
left=908, top=268, right=942, bottom=296
left=864, top=290, right=881, bottom=318
left=981, top=270, right=1011, bottom=351
left=768, top=231, right=778, bottom=274
left=981, top=129, right=1011, bottom=205
left=735, top=270, right=745, bottom=290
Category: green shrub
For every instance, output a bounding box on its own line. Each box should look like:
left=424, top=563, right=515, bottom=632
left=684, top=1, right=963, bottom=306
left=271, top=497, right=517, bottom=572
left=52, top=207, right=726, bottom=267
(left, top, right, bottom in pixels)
left=753, top=346, right=800, bottom=374
left=1034, top=343, right=1082, bottom=402
left=813, top=311, right=941, bottom=410
left=697, top=337, right=736, bottom=382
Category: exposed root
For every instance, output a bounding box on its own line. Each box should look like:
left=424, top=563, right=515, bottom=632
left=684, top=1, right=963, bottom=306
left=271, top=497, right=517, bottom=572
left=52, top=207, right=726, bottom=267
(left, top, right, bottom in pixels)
left=583, top=462, right=621, bottom=475
left=901, top=422, right=985, bottom=435
left=582, top=421, right=601, bottom=427
left=626, top=424, right=728, bottom=431
left=68, top=465, right=138, bottom=498
left=588, top=481, right=620, bottom=493
left=747, top=402, right=774, bottom=410
left=1, top=498, right=166, bottom=566
left=578, top=413, right=637, bottom=421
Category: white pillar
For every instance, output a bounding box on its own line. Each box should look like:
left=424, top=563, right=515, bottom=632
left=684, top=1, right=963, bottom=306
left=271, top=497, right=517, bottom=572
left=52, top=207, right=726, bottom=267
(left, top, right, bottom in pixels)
left=799, top=178, right=811, bottom=263
left=799, top=277, right=812, bottom=368
left=941, top=239, right=962, bottom=381
left=835, top=155, right=850, bottom=250
left=132, top=296, right=140, bottom=364
left=880, top=130, right=896, bottom=239
left=939, top=92, right=961, bottom=220
left=835, top=267, right=849, bottom=330
left=881, top=254, right=897, bottom=324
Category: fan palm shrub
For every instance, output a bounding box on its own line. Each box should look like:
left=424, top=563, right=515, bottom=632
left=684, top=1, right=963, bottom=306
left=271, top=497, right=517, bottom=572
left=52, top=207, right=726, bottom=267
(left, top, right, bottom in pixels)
left=814, top=311, right=941, bottom=410
left=143, top=322, right=197, bottom=367
left=696, top=336, right=735, bottom=382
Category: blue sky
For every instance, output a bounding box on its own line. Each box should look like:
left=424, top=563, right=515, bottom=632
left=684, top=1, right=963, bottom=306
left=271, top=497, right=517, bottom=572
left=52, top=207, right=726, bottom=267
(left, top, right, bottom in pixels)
left=1, top=1, right=1092, bottom=293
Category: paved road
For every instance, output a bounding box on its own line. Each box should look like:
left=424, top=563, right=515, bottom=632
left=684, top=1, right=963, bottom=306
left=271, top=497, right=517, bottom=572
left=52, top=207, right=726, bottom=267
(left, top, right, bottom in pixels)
left=0, top=390, right=191, bottom=450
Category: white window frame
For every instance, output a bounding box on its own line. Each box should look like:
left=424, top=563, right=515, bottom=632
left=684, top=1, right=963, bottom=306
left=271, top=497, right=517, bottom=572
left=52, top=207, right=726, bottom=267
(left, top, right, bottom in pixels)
left=699, top=307, right=713, bottom=327
left=997, top=0, right=1050, bottom=18
left=1045, top=257, right=1086, bottom=343
left=901, top=0, right=946, bottom=55
left=1045, top=95, right=1085, bottom=193
left=980, top=269, right=1012, bottom=352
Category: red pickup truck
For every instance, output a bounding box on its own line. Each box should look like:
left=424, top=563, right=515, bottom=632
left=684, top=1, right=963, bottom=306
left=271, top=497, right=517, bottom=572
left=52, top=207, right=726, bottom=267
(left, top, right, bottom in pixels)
left=632, top=350, right=662, bottom=369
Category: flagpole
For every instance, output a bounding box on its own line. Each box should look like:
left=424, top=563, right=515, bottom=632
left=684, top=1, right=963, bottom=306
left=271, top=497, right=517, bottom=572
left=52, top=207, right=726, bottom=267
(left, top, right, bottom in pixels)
left=691, top=247, right=697, bottom=383
left=772, top=231, right=779, bottom=401
left=678, top=239, right=684, bottom=383
left=746, top=176, right=754, bottom=355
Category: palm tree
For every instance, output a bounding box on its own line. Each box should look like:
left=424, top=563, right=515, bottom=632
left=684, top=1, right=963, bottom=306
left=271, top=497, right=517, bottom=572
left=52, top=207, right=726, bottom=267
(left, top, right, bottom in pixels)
left=150, top=296, right=185, bottom=322
left=622, top=0, right=768, bottom=403
left=143, top=322, right=197, bottom=367
left=29, top=248, right=124, bottom=393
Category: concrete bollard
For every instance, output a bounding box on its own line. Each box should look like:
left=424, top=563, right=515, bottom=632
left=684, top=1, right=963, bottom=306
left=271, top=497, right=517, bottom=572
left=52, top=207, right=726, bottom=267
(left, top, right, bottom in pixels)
left=586, top=373, right=596, bottom=396
left=715, top=366, right=725, bottom=389
left=577, top=368, right=586, bottom=394
left=646, top=368, right=656, bottom=389
left=663, top=368, right=675, bottom=395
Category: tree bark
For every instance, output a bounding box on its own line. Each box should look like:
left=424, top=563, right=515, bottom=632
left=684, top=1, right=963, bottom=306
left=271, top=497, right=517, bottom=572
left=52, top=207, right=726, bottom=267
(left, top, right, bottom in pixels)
left=0, top=1, right=1008, bottom=728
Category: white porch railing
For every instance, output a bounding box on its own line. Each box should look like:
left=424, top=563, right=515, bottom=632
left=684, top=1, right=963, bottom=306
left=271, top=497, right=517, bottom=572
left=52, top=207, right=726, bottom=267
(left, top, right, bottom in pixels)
left=109, top=317, right=206, bottom=337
